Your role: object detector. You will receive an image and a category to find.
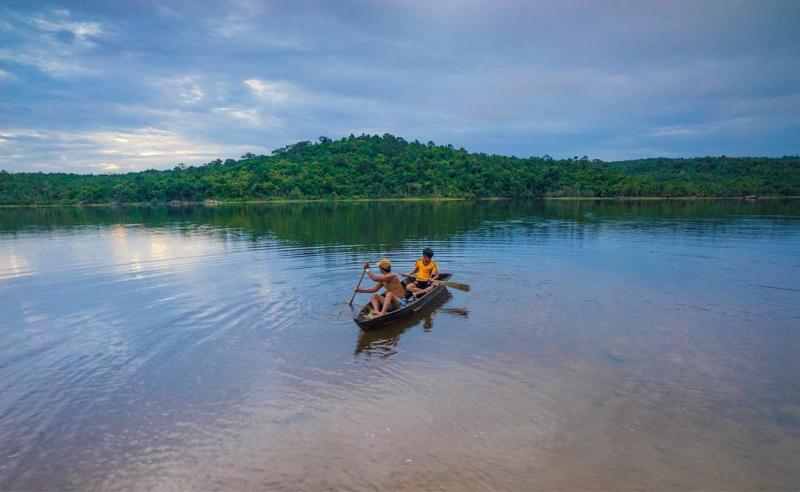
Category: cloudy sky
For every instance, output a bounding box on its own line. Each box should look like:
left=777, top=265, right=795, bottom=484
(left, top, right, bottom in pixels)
left=1, top=0, right=798, bottom=173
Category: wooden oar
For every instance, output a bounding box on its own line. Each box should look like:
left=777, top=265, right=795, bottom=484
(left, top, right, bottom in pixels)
left=401, top=273, right=470, bottom=292
left=348, top=267, right=367, bottom=305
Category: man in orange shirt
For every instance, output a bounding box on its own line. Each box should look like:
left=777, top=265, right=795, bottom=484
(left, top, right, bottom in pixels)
left=405, top=247, right=438, bottom=298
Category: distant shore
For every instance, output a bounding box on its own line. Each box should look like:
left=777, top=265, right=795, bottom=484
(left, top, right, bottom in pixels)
left=3, top=136, right=797, bottom=206
left=2, top=195, right=799, bottom=209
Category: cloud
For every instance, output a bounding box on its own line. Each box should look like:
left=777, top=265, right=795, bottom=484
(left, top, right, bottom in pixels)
left=32, top=16, right=104, bottom=45
left=159, top=76, right=205, bottom=104
left=646, top=125, right=710, bottom=138
left=0, top=47, right=95, bottom=77
left=176, top=78, right=205, bottom=104
left=0, top=128, right=266, bottom=173
left=1, top=0, right=798, bottom=170
left=244, top=79, right=296, bottom=104
left=215, top=107, right=259, bottom=125
left=0, top=8, right=108, bottom=76
left=646, top=117, right=766, bottom=139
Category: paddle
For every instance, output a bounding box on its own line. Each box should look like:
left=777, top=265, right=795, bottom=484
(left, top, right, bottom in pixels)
left=347, top=266, right=368, bottom=306
left=400, top=273, right=470, bottom=292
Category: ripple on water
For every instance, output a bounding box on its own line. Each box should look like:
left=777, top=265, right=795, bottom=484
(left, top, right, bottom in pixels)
left=1, top=202, right=800, bottom=490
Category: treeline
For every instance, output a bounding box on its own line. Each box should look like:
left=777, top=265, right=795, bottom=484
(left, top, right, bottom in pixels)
left=1, top=134, right=798, bottom=204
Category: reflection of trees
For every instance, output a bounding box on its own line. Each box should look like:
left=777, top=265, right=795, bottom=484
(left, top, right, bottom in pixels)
left=1, top=200, right=797, bottom=246
left=0, top=202, right=521, bottom=246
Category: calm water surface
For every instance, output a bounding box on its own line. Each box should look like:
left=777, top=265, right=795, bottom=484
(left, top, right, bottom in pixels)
left=1, top=201, right=799, bottom=490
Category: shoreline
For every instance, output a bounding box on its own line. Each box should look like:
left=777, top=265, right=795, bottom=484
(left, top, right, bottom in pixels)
left=1, top=195, right=798, bottom=209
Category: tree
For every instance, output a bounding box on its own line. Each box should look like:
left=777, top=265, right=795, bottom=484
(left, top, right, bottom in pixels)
left=1, top=135, right=797, bottom=204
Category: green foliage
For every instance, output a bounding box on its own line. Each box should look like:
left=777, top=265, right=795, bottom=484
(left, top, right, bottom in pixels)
left=0, top=134, right=798, bottom=205
left=607, top=157, right=800, bottom=197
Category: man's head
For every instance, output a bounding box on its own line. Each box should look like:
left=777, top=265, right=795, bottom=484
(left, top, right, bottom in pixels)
left=422, top=247, right=434, bottom=264
left=377, top=258, right=392, bottom=272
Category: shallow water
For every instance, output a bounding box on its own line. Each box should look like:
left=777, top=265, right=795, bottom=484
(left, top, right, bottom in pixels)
left=1, top=200, right=799, bottom=490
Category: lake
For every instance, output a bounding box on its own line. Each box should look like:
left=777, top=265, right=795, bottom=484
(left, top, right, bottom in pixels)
left=1, top=200, right=799, bottom=490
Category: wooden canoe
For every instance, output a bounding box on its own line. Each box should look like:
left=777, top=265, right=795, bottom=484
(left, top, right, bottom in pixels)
left=353, top=273, right=453, bottom=330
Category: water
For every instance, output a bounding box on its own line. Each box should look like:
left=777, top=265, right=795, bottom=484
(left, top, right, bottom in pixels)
left=1, top=201, right=798, bottom=490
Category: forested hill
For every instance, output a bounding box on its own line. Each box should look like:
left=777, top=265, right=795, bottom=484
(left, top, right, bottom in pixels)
left=1, top=134, right=798, bottom=204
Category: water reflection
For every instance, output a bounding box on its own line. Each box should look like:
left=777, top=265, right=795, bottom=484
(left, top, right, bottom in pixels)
left=354, top=291, right=468, bottom=358
left=0, top=200, right=798, bottom=490
left=3, top=199, right=799, bottom=246
left=0, top=253, right=31, bottom=279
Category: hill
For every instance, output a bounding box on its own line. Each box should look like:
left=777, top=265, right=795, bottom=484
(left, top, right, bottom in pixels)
left=1, top=134, right=798, bottom=204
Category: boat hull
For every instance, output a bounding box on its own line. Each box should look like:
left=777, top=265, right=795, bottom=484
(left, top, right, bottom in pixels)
left=354, top=273, right=452, bottom=330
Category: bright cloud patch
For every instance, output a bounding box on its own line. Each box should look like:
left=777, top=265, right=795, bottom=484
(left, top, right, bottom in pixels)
left=0, top=128, right=264, bottom=173
left=33, top=17, right=104, bottom=45
left=164, top=76, right=205, bottom=104
left=212, top=107, right=286, bottom=129
left=244, top=79, right=295, bottom=104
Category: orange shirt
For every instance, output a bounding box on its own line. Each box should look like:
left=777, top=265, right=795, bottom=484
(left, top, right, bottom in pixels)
left=414, top=259, right=438, bottom=281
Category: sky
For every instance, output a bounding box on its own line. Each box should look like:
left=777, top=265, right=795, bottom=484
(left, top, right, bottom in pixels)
left=0, top=0, right=798, bottom=173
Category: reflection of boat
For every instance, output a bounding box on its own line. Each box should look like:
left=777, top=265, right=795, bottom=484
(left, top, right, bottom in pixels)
left=353, top=273, right=453, bottom=330
left=355, top=290, right=453, bottom=357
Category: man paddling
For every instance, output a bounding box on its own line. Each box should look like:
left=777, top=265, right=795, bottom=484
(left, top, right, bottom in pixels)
left=355, top=259, right=409, bottom=317
left=405, top=247, right=438, bottom=297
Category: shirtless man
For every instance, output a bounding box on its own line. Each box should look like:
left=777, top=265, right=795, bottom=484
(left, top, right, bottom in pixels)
left=355, top=258, right=409, bottom=317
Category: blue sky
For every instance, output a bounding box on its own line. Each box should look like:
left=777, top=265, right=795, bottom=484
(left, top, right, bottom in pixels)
left=1, top=0, right=798, bottom=173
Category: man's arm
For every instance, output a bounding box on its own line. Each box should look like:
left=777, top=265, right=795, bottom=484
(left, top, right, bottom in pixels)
left=363, top=262, right=391, bottom=282
left=431, top=262, right=439, bottom=280
left=406, top=262, right=419, bottom=277
left=357, top=282, right=382, bottom=293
